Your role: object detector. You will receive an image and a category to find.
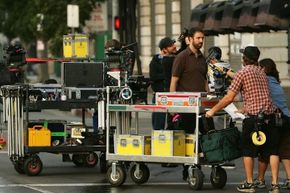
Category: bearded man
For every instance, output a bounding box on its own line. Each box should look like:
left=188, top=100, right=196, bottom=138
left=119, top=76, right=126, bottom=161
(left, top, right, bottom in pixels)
left=170, top=27, right=209, bottom=134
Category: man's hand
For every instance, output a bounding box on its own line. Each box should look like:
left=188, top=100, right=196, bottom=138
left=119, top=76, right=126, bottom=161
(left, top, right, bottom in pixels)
left=205, top=109, right=214, bottom=118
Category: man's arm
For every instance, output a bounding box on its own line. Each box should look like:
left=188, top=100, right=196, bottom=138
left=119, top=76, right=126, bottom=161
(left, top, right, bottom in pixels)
left=205, top=77, right=209, bottom=92
left=205, top=90, right=237, bottom=117
left=226, top=70, right=235, bottom=79
left=170, top=76, right=179, bottom=92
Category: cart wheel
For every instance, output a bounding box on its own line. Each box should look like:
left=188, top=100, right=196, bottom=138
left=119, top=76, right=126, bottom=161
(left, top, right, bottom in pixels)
left=188, top=168, right=204, bottom=190
left=23, top=156, right=43, bottom=176
left=72, top=154, right=85, bottom=167
left=107, top=165, right=127, bottom=186
left=84, top=152, right=98, bottom=168
left=99, top=152, right=107, bottom=173
left=14, top=161, right=25, bottom=174
left=130, top=164, right=150, bottom=184
left=210, top=167, right=227, bottom=189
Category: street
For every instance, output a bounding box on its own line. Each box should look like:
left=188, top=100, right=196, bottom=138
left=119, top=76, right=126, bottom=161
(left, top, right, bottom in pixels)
left=0, top=110, right=288, bottom=193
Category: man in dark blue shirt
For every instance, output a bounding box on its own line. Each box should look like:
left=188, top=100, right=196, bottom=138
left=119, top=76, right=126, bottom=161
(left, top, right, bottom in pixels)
left=149, top=37, right=176, bottom=130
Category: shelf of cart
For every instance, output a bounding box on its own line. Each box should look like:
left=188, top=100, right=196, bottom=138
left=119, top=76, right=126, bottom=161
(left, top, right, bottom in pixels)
left=107, top=153, right=199, bottom=164
left=27, top=100, right=98, bottom=111
left=108, top=104, right=204, bottom=113
left=25, top=145, right=106, bottom=153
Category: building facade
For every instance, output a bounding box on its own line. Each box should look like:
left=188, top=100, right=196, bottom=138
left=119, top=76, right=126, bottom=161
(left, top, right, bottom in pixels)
left=136, top=0, right=290, bottom=106
left=137, top=0, right=289, bottom=80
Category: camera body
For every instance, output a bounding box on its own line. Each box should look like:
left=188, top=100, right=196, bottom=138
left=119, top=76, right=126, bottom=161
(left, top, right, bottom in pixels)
left=3, top=43, right=26, bottom=66
left=0, top=43, right=26, bottom=86
left=104, top=46, right=150, bottom=103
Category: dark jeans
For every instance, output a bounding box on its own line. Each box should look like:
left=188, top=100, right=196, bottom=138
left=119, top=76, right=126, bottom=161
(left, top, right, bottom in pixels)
left=152, top=96, right=166, bottom=130
left=179, top=113, right=214, bottom=134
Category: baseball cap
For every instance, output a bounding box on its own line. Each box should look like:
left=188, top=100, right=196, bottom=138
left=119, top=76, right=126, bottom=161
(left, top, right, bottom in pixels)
left=240, top=46, right=260, bottom=62
left=159, top=37, right=176, bottom=50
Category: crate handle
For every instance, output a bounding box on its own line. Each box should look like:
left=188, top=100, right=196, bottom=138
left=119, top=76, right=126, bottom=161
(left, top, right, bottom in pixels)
left=32, top=125, right=44, bottom=130
left=132, top=139, right=140, bottom=147
left=159, top=134, right=166, bottom=142
left=120, top=139, right=127, bottom=147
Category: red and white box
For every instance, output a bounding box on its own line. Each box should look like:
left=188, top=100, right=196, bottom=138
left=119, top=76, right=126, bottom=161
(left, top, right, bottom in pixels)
left=155, top=92, right=218, bottom=107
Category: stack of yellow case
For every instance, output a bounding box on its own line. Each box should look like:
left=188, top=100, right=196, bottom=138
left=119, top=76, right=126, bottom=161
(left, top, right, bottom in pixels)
left=116, top=135, right=151, bottom=155
left=63, top=34, right=89, bottom=58
left=151, top=130, right=185, bottom=156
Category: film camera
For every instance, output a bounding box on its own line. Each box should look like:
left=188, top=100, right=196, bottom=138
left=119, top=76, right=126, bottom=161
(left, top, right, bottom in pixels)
left=0, top=43, right=26, bottom=86
left=104, top=42, right=150, bottom=103
left=206, top=49, right=232, bottom=96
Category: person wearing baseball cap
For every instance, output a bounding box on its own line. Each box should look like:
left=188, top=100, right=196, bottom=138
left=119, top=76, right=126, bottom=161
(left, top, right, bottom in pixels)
left=206, top=45, right=280, bottom=193
left=240, top=46, right=261, bottom=64
left=149, top=37, right=177, bottom=130
left=158, top=37, right=176, bottom=51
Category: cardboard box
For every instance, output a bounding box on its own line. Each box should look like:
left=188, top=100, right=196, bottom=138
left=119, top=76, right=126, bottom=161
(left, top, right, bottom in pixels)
left=28, top=125, right=51, bottom=147
left=63, top=34, right=89, bottom=58
left=152, top=130, right=185, bottom=156
left=116, top=135, right=151, bottom=155
left=185, top=134, right=196, bottom=157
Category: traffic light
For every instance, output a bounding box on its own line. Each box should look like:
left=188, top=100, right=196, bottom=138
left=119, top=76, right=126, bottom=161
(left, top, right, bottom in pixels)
left=114, top=16, right=120, bottom=30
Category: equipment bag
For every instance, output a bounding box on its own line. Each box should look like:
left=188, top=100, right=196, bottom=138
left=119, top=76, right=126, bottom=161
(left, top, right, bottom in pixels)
left=201, top=127, right=241, bottom=163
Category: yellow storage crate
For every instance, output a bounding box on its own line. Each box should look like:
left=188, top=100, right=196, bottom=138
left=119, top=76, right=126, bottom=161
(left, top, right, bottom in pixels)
left=185, top=134, right=196, bottom=157
left=63, top=34, right=89, bottom=58
left=116, top=135, right=151, bottom=155
left=152, top=130, right=185, bottom=156
left=28, top=125, right=51, bottom=147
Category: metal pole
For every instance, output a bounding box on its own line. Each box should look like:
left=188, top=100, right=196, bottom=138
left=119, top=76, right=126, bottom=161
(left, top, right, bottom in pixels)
left=106, top=86, right=110, bottom=156
left=7, top=96, right=11, bottom=157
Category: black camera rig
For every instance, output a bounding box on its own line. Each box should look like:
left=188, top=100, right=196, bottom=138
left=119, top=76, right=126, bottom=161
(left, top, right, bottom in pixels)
left=206, top=49, right=232, bottom=97
left=104, top=42, right=150, bottom=104
left=0, top=43, right=26, bottom=86
left=3, top=43, right=26, bottom=66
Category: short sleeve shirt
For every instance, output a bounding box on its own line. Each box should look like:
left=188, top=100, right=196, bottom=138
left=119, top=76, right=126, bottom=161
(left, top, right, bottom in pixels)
left=229, top=65, right=276, bottom=115
left=171, top=47, right=207, bottom=92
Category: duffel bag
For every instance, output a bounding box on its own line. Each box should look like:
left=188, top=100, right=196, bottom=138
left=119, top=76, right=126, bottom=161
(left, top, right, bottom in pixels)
left=201, top=127, right=241, bottom=163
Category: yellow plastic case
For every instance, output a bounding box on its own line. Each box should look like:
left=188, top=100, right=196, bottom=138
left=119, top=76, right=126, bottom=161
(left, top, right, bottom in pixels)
left=152, top=130, right=185, bottom=156
left=185, top=134, right=196, bottom=157
left=116, top=135, right=151, bottom=155
left=63, top=34, right=89, bottom=58
left=28, top=125, right=51, bottom=147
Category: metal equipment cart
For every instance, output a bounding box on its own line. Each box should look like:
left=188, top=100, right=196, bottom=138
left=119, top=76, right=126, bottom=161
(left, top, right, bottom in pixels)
left=1, top=84, right=107, bottom=176
left=105, top=87, right=229, bottom=190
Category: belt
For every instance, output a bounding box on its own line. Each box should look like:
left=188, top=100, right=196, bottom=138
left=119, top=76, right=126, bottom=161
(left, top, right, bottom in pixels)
left=247, top=113, right=275, bottom=119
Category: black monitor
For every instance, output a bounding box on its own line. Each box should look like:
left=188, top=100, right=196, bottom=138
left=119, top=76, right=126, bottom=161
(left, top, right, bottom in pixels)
left=62, top=62, right=104, bottom=88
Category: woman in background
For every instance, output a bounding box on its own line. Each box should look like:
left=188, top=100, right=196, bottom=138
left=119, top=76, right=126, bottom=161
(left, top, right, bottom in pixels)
left=254, top=58, right=290, bottom=191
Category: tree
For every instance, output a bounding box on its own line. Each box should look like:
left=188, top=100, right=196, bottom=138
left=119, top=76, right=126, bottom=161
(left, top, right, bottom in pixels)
left=0, top=0, right=103, bottom=56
